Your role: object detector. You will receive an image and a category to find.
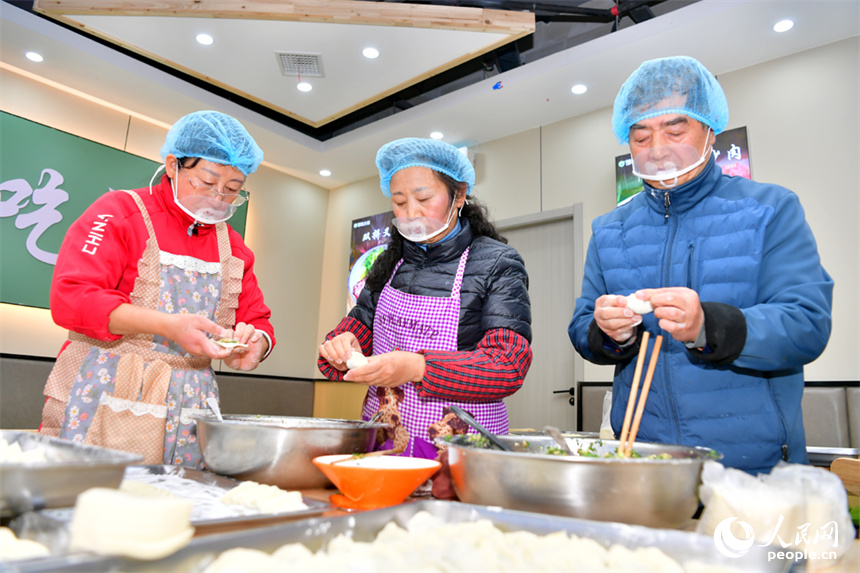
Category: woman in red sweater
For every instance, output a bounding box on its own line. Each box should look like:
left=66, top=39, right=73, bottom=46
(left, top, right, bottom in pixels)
left=40, top=111, right=275, bottom=468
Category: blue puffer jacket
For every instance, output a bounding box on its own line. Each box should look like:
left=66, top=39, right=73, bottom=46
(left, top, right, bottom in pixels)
left=568, top=158, right=833, bottom=475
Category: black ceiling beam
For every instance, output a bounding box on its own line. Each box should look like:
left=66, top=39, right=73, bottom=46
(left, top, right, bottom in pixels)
left=367, top=0, right=666, bottom=23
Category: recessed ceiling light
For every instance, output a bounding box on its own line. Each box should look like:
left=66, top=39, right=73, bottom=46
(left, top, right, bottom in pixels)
left=773, top=19, right=794, bottom=33
left=571, top=84, right=588, bottom=95
left=297, top=81, right=313, bottom=92
left=430, top=131, right=444, bottom=140
left=25, top=51, right=43, bottom=63
left=362, top=47, right=380, bottom=59
left=319, top=169, right=332, bottom=177
left=195, top=33, right=214, bottom=46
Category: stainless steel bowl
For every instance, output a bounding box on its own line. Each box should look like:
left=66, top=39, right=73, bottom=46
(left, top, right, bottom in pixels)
left=1, top=430, right=143, bottom=517
left=194, top=414, right=385, bottom=489
left=443, top=434, right=722, bottom=529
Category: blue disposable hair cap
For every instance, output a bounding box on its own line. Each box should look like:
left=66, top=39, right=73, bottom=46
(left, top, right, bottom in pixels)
left=160, top=110, right=264, bottom=176
left=376, top=138, right=475, bottom=197
left=612, top=56, right=729, bottom=144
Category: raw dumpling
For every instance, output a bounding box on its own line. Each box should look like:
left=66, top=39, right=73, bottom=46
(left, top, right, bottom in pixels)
left=625, top=293, right=653, bottom=315
left=346, top=352, right=369, bottom=370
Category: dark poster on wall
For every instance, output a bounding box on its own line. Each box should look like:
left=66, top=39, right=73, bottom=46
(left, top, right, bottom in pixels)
left=615, top=126, right=751, bottom=205
left=347, top=210, right=394, bottom=311
left=0, top=112, right=247, bottom=309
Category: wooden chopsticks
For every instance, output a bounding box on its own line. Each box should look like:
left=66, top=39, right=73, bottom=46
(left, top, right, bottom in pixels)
left=617, top=332, right=663, bottom=458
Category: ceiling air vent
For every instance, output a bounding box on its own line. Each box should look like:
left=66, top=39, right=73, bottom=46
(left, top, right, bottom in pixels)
left=275, top=52, right=324, bottom=78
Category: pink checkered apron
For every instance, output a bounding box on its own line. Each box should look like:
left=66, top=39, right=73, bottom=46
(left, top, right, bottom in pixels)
left=361, top=247, right=508, bottom=459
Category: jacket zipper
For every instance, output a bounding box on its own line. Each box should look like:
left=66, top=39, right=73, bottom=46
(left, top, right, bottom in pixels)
left=686, top=243, right=695, bottom=289
left=766, top=378, right=790, bottom=461
left=662, top=190, right=682, bottom=443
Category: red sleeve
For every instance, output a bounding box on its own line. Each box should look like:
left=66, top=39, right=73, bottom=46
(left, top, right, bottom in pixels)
left=317, top=316, right=373, bottom=381
left=415, top=328, right=532, bottom=401
left=49, top=192, right=142, bottom=341
left=229, top=228, right=276, bottom=352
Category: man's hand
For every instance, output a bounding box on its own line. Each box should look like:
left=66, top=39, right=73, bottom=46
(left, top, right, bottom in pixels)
left=594, top=294, right=642, bottom=343
left=635, top=287, right=704, bottom=343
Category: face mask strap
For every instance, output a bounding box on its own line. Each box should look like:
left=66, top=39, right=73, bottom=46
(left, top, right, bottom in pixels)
left=149, top=164, right=166, bottom=195
left=638, top=127, right=713, bottom=188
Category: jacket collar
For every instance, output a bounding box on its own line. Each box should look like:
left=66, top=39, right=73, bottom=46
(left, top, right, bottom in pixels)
left=643, top=155, right=720, bottom=216
left=153, top=174, right=216, bottom=236
left=402, top=218, right=474, bottom=263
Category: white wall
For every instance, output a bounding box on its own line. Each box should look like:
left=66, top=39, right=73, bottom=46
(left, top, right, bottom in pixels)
left=317, top=36, right=860, bottom=384
left=316, top=177, right=391, bottom=347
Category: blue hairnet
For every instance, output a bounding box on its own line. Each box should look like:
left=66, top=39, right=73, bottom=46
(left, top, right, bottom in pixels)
left=376, top=138, right=475, bottom=196
left=612, top=56, right=729, bottom=144
left=160, top=110, right=264, bottom=176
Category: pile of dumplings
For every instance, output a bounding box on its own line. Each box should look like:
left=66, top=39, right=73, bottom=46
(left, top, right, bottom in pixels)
left=204, top=511, right=735, bottom=572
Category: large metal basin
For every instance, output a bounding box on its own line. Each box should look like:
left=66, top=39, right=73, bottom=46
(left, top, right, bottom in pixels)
left=444, top=434, right=722, bottom=529
left=194, top=414, right=385, bottom=489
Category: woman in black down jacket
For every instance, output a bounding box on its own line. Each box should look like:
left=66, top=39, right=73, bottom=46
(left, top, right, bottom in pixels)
left=318, top=138, right=532, bottom=469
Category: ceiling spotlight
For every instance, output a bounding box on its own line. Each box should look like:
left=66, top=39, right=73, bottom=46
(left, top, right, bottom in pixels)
left=297, top=81, right=313, bottom=92
left=195, top=33, right=214, bottom=46
left=773, top=19, right=794, bottom=33
left=362, top=47, right=380, bottom=59
left=25, top=51, right=44, bottom=63
left=571, top=84, right=588, bottom=95
left=430, top=131, right=444, bottom=140
left=319, top=169, right=332, bottom=177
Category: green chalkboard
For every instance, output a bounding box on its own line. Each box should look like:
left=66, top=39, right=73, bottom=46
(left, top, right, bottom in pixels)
left=0, top=112, right=247, bottom=309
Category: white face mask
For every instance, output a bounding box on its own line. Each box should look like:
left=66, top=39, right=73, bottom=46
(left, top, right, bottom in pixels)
left=392, top=201, right=457, bottom=243
left=632, top=128, right=712, bottom=189
left=168, top=166, right=238, bottom=225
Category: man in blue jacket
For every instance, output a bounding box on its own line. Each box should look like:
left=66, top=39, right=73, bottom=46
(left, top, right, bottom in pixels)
left=568, top=56, right=833, bottom=475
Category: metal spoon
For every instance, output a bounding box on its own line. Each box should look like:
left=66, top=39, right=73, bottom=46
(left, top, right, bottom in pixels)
left=449, top=405, right=513, bottom=451
left=205, top=397, right=224, bottom=422
left=544, top=425, right=575, bottom=455
left=331, top=445, right=406, bottom=465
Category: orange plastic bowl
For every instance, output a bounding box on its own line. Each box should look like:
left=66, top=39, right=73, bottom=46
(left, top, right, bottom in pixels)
left=313, top=454, right=441, bottom=510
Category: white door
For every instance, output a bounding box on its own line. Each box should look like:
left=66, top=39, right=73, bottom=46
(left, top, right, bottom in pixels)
left=498, top=205, right=584, bottom=432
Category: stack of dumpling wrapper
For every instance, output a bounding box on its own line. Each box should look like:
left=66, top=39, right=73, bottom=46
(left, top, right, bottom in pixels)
left=69, top=488, right=194, bottom=560
left=697, top=461, right=855, bottom=566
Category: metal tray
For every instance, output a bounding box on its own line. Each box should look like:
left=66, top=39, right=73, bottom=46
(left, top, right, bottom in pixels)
left=38, top=464, right=330, bottom=528
left=6, top=500, right=794, bottom=572
left=807, top=446, right=860, bottom=467
left=1, top=430, right=142, bottom=517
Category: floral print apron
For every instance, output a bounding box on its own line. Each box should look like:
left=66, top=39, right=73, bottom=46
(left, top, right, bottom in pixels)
left=361, top=247, right=508, bottom=459
left=41, top=190, right=243, bottom=468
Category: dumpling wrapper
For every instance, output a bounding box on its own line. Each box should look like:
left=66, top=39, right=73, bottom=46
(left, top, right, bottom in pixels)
left=69, top=488, right=194, bottom=560
left=0, top=527, right=50, bottom=562
left=625, top=293, right=653, bottom=315
left=346, top=352, right=368, bottom=370
left=214, top=338, right=249, bottom=349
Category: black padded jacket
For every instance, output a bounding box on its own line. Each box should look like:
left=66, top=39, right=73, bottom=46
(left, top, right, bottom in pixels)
left=348, top=219, right=532, bottom=348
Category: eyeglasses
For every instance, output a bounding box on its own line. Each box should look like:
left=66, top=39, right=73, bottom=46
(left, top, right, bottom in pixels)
left=180, top=167, right=250, bottom=206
